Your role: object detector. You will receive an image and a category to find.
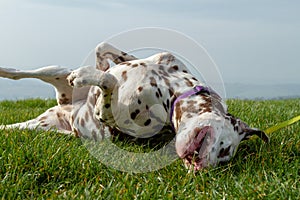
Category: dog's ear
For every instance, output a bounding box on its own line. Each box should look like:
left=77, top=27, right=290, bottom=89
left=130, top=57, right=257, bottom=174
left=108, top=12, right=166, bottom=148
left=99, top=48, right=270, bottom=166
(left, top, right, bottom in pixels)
left=227, top=114, right=270, bottom=143
left=242, top=127, right=269, bottom=143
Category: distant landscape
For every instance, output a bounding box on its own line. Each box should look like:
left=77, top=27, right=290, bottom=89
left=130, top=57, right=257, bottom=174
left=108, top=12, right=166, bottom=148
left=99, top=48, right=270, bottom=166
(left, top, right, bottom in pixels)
left=224, top=82, right=300, bottom=99
left=0, top=79, right=299, bottom=101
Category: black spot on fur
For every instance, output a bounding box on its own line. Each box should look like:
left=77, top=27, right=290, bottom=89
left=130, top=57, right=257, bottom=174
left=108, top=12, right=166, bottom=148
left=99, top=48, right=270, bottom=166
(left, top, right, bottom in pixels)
left=138, top=86, right=143, bottom=92
left=131, top=112, right=137, bottom=120
left=234, top=126, right=239, bottom=132
left=157, top=88, right=162, bottom=97
left=130, top=109, right=140, bottom=120
left=167, top=65, right=179, bottom=73
left=144, top=119, right=151, bottom=126
left=118, top=56, right=125, bottom=62
left=230, top=117, right=237, bottom=126
left=184, top=77, right=193, bottom=87
left=105, top=104, right=110, bottom=108
left=163, top=102, right=168, bottom=112
left=140, top=62, right=147, bottom=67
left=172, top=65, right=179, bottom=70
left=156, top=92, right=160, bottom=98
left=168, top=88, right=174, bottom=97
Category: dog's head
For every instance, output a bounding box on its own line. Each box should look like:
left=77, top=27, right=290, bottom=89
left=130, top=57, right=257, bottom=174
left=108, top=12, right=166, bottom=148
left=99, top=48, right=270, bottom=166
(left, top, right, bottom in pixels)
left=174, top=96, right=268, bottom=171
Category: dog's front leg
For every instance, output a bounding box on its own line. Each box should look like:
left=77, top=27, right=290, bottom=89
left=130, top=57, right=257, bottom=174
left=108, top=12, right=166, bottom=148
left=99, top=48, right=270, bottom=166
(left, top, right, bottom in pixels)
left=67, top=66, right=119, bottom=126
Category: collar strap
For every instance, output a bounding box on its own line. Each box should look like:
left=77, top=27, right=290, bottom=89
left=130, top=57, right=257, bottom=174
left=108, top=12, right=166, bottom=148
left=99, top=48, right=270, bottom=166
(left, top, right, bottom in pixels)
left=170, top=85, right=208, bottom=130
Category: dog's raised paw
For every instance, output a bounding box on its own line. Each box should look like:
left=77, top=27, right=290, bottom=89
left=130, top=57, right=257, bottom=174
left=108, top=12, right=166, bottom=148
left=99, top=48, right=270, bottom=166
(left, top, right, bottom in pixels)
left=67, top=66, right=97, bottom=88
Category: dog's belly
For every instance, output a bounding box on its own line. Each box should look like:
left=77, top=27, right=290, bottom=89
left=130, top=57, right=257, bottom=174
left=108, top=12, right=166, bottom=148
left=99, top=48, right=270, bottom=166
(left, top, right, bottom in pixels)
left=107, top=63, right=171, bottom=138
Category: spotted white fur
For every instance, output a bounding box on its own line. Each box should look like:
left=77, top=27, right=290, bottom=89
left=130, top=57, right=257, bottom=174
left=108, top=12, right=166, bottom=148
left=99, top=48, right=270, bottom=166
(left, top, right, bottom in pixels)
left=0, top=42, right=269, bottom=170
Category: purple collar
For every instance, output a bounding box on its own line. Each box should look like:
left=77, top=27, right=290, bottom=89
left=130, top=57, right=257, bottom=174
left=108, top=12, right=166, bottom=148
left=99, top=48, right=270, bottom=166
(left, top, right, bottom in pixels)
left=170, top=85, right=208, bottom=130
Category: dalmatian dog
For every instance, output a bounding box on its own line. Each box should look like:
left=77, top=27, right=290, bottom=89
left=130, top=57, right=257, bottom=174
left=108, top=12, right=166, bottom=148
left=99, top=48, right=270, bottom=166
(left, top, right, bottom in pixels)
left=0, top=42, right=269, bottom=171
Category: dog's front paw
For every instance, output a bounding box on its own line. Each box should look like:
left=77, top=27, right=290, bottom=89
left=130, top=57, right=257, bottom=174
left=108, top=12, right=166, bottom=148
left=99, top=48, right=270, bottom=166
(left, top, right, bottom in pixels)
left=67, top=71, right=85, bottom=88
left=67, top=66, right=97, bottom=88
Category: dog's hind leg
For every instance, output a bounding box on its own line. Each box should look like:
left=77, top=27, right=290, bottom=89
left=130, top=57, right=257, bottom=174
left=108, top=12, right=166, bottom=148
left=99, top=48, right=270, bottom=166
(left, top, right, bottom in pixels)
left=95, top=42, right=137, bottom=71
left=0, top=66, right=74, bottom=105
left=0, top=104, right=73, bottom=134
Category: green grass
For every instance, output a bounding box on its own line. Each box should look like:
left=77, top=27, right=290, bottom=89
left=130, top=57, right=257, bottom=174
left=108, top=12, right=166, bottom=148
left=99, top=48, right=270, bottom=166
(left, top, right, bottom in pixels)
left=0, top=98, right=299, bottom=199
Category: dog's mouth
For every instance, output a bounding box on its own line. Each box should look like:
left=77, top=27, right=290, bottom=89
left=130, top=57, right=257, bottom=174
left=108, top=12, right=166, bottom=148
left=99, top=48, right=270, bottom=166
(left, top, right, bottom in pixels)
left=176, top=126, right=214, bottom=171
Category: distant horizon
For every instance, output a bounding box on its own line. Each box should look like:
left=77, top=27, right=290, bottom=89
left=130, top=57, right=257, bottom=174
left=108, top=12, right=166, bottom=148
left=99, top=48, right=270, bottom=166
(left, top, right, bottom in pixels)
left=0, top=78, right=299, bottom=101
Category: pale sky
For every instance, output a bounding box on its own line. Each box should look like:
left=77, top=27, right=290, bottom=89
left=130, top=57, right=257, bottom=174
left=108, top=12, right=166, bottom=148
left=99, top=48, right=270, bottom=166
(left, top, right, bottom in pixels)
left=0, top=0, right=299, bottom=87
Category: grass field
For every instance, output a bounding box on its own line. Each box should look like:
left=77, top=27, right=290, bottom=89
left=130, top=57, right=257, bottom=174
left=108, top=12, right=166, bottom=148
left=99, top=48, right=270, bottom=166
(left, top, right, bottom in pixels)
left=0, top=98, right=299, bottom=199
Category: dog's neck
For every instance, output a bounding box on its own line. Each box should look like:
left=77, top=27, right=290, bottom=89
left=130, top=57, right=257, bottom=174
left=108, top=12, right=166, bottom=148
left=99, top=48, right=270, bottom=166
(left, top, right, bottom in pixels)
left=170, top=86, right=222, bottom=132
